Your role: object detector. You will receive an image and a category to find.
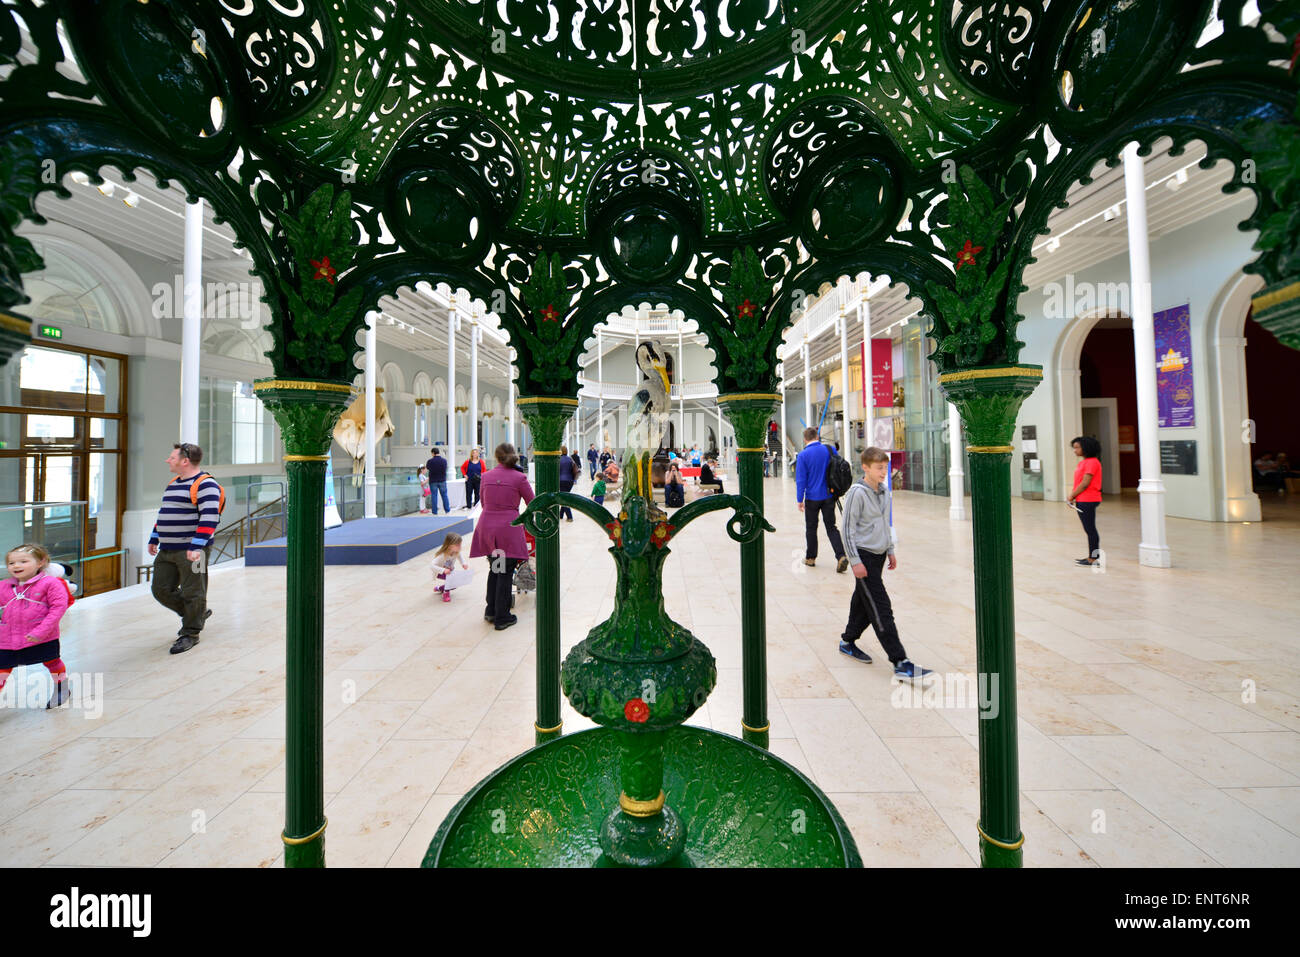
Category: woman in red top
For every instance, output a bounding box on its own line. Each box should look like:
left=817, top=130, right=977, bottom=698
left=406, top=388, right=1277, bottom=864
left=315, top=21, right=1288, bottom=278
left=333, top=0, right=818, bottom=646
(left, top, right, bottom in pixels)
left=1067, top=435, right=1103, bottom=566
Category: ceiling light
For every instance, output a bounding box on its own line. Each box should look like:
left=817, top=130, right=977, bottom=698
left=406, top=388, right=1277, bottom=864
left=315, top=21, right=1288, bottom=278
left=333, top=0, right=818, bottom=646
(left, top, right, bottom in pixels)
left=69, top=171, right=90, bottom=186
left=97, top=181, right=115, bottom=197
left=1165, top=168, right=1189, bottom=192
left=1102, top=203, right=1121, bottom=222
left=1046, top=237, right=1061, bottom=253
left=122, top=191, right=140, bottom=208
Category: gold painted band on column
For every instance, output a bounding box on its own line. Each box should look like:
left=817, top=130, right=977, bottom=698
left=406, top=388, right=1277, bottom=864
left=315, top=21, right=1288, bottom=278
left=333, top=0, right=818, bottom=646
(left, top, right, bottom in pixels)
left=283, top=454, right=330, bottom=461
left=619, top=790, right=666, bottom=817
left=253, top=379, right=353, bottom=393
left=740, top=720, right=770, bottom=733
left=1252, top=280, right=1300, bottom=312
left=976, top=822, right=1025, bottom=851
left=966, top=445, right=1014, bottom=454
left=282, top=817, right=328, bottom=845
left=0, top=312, right=31, bottom=335
left=533, top=721, right=563, bottom=734
left=938, top=367, right=1043, bottom=384
left=736, top=446, right=766, bottom=453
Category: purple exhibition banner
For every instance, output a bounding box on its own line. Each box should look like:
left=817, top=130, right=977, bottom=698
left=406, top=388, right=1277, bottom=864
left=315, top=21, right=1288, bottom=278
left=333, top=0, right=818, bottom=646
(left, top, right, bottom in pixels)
left=1154, top=303, right=1194, bottom=428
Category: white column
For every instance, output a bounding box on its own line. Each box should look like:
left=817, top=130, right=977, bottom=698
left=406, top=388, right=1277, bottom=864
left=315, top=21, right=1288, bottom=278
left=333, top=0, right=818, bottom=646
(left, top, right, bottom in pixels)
left=947, top=401, right=965, bottom=521
left=469, top=316, right=479, bottom=454
left=363, top=311, right=378, bottom=518
left=801, top=340, right=812, bottom=432
left=779, top=362, right=787, bottom=476
left=838, top=311, right=851, bottom=454
left=716, top=401, right=723, bottom=461
left=1123, top=141, right=1172, bottom=567
left=180, top=199, right=204, bottom=442
left=861, top=299, right=874, bottom=449
left=507, top=355, right=516, bottom=446
left=677, top=329, right=685, bottom=449
left=447, top=298, right=458, bottom=468
left=597, top=329, right=605, bottom=447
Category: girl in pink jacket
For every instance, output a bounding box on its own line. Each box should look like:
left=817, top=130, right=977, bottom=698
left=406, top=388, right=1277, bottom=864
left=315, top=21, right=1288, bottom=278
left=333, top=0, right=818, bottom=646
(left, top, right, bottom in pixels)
left=1, top=544, right=72, bottom=709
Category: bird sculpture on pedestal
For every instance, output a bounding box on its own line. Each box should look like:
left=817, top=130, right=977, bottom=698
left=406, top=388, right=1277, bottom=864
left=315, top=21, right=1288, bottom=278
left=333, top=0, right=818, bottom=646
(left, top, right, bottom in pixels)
left=626, top=341, right=670, bottom=517
left=333, top=390, right=395, bottom=485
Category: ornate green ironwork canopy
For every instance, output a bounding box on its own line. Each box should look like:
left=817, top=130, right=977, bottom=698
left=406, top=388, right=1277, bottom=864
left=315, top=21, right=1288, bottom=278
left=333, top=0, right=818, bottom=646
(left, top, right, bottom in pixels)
left=2, top=0, right=1297, bottom=389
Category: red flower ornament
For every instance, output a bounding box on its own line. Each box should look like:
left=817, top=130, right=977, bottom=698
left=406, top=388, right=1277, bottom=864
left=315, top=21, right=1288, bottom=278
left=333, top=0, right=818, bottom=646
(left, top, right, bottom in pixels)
left=737, top=298, right=756, bottom=319
left=604, top=521, right=623, bottom=544
left=540, top=304, right=559, bottom=323
left=954, top=240, right=984, bottom=271
left=310, top=256, right=337, bottom=284
left=624, top=698, right=650, bottom=723
left=650, top=521, right=675, bottom=548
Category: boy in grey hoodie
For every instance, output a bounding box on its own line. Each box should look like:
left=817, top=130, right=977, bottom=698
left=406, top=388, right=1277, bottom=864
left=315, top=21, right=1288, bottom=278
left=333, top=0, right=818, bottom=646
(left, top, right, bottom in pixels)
left=839, top=447, right=933, bottom=682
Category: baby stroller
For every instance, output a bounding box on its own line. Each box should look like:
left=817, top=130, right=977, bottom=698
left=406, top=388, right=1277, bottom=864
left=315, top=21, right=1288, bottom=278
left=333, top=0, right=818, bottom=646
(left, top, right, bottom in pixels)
left=513, top=530, right=537, bottom=597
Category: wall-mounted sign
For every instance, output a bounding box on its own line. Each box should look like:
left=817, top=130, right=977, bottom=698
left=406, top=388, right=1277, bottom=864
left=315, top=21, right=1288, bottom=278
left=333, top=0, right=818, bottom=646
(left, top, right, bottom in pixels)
left=1154, top=304, right=1195, bottom=428
left=1159, top=440, right=1197, bottom=475
left=37, top=324, right=62, bottom=340
left=1117, top=425, right=1136, bottom=453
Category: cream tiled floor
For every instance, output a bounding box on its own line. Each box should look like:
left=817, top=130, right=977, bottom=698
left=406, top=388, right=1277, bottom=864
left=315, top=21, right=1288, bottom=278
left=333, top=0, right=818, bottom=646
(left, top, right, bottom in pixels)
left=3, top=481, right=1298, bottom=867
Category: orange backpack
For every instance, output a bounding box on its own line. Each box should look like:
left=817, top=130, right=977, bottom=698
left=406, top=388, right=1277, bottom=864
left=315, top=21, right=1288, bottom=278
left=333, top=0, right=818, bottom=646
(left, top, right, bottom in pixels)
left=168, top=472, right=227, bottom=516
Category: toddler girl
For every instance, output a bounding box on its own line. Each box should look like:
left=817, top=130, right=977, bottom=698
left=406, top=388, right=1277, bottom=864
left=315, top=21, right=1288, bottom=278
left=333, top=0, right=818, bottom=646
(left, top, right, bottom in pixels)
left=418, top=466, right=431, bottom=514
left=0, top=544, right=72, bottom=708
left=431, top=532, right=469, bottom=603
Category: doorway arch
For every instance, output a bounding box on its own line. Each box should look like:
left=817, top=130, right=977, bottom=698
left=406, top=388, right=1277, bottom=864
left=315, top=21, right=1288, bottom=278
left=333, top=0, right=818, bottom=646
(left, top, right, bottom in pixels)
left=1206, top=270, right=1264, bottom=522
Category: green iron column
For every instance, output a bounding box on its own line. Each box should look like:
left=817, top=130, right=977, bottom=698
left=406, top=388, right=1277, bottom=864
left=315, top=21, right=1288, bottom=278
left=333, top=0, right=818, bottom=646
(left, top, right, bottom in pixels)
left=517, top=396, right=577, bottom=745
left=939, top=366, right=1041, bottom=868
left=254, top=378, right=353, bottom=868
left=0, top=312, right=32, bottom=366
left=718, top=393, right=780, bottom=749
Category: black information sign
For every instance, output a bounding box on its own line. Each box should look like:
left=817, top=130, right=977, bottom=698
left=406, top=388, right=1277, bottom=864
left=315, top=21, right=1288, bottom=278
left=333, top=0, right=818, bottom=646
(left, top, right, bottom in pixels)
left=1160, top=440, right=1197, bottom=475
left=1022, top=425, right=1037, bottom=441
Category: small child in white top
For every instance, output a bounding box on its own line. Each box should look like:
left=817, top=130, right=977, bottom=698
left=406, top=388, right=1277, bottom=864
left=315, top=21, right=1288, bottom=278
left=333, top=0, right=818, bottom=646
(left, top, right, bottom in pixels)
left=431, top=532, right=469, bottom=603
left=418, top=467, right=431, bottom=514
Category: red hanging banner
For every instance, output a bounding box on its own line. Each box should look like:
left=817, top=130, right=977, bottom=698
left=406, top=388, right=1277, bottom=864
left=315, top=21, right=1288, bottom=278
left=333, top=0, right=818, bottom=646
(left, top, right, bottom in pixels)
left=870, top=338, right=893, bottom=409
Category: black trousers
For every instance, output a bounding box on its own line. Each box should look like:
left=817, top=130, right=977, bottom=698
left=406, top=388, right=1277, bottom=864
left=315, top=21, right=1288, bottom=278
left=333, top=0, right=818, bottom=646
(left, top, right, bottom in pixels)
left=466, top=475, right=481, bottom=508
left=803, top=497, right=844, bottom=561
left=151, top=547, right=211, bottom=638
left=1076, top=501, right=1100, bottom=558
left=842, top=549, right=908, bottom=663
left=559, top=479, right=574, bottom=519
left=485, top=557, right=520, bottom=624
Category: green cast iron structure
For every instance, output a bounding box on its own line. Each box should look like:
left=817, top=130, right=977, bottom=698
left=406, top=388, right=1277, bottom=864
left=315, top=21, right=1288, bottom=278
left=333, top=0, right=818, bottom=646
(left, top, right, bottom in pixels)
left=1, top=0, right=1298, bottom=866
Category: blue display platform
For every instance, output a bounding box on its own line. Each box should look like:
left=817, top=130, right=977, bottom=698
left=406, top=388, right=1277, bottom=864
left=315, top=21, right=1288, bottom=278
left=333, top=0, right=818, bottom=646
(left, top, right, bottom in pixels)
left=244, top=515, right=474, bottom=566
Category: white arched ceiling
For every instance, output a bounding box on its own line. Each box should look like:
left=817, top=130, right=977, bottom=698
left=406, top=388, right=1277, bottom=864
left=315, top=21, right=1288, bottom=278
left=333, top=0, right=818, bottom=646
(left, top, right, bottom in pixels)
left=16, top=220, right=161, bottom=338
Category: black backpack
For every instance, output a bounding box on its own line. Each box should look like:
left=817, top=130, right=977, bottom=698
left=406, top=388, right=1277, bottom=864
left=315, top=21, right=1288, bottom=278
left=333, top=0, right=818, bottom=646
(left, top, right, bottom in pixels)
left=824, top=444, right=854, bottom=500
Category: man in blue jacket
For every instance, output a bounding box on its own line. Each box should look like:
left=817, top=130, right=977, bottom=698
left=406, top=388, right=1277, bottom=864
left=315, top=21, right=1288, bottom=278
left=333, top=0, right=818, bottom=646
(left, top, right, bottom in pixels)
left=795, top=427, right=848, bottom=572
left=425, top=447, right=450, bottom=514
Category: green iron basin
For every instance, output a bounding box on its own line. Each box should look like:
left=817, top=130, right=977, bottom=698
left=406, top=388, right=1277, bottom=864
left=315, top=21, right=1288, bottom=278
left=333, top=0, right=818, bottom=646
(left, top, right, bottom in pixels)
left=423, top=725, right=862, bottom=867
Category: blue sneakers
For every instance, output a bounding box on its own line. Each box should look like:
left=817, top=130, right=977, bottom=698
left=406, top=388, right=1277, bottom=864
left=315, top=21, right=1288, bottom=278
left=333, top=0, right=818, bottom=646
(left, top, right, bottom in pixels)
left=839, top=641, right=873, bottom=663
left=892, top=660, right=933, bottom=682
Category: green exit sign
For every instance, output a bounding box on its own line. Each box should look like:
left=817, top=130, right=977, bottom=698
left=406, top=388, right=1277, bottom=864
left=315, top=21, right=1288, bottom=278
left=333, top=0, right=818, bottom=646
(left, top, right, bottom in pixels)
left=38, top=324, right=62, bottom=340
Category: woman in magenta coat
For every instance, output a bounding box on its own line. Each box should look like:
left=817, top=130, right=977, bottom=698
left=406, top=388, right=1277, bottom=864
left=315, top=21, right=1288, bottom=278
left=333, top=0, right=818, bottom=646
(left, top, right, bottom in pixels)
left=470, top=443, right=535, bottom=630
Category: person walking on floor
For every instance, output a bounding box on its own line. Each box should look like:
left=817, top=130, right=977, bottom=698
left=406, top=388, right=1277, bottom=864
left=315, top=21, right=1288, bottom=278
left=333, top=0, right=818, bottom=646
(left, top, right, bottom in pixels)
left=461, top=447, right=484, bottom=509
left=558, top=445, right=577, bottom=522
left=469, top=443, right=535, bottom=630
left=148, top=442, right=221, bottom=654
left=587, top=443, right=599, bottom=480
left=839, top=447, right=932, bottom=681
left=425, top=447, right=450, bottom=514
left=0, top=543, right=74, bottom=708
left=1067, top=435, right=1103, bottom=566
left=795, top=427, right=848, bottom=572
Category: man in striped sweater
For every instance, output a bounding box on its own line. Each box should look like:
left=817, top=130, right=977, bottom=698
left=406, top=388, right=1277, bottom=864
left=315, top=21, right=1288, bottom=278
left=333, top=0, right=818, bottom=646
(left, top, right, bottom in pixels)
left=149, top=443, right=221, bottom=654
